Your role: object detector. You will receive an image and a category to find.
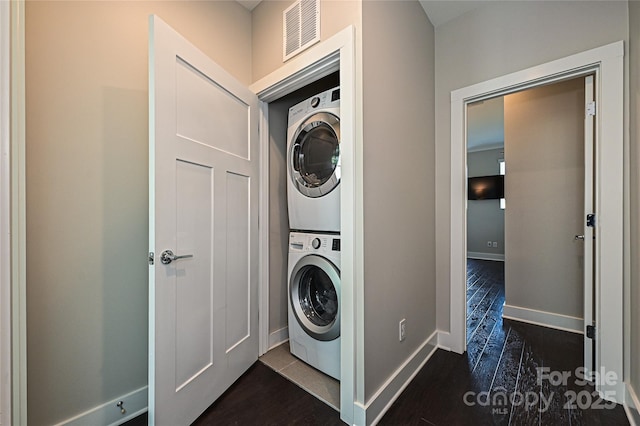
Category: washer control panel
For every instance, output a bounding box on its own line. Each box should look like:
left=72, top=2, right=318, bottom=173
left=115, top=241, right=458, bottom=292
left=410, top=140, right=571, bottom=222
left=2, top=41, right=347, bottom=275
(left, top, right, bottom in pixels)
left=289, top=232, right=340, bottom=253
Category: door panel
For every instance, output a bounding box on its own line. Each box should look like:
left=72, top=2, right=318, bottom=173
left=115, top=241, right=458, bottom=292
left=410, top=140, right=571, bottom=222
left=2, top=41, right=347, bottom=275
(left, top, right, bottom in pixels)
left=176, top=58, right=250, bottom=159
left=175, top=159, right=213, bottom=390
left=503, top=75, right=596, bottom=375
left=504, top=78, right=587, bottom=319
left=225, top=171, right=251, bottom=351
left=149, top=15, right=259, bottom=425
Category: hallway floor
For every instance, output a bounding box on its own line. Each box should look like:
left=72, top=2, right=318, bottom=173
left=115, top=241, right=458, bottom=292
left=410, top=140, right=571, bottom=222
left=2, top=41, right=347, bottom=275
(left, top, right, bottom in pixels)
left=128, top=259, right=630, bottom=425
left=380, top=259, right=629, bottom=425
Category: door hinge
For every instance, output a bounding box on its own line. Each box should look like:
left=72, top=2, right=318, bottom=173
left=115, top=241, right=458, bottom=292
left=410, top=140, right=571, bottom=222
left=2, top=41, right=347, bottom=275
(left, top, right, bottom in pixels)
left=587, top=213, right=596, bottom=228
left=586, top=101, right=596, bottom=116
left=586, top=325, right=596, bottom=339
left=148, top=252, right=155, bottom=265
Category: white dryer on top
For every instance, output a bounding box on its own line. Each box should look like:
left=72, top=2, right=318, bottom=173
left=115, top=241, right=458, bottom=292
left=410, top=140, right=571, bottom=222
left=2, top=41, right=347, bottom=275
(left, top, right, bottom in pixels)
left=287, top=87, right=340, bottom=233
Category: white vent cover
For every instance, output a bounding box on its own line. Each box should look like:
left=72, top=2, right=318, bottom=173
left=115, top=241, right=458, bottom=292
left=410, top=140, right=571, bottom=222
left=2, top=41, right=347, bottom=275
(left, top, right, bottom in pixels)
left=283, top=0, right=320, bottom=62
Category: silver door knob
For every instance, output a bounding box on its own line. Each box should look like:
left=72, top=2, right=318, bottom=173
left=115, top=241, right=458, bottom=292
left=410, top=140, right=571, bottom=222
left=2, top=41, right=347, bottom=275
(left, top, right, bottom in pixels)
left=160, top=249, right=193, bottom=264
left=574, top=235, right=585, bottom=241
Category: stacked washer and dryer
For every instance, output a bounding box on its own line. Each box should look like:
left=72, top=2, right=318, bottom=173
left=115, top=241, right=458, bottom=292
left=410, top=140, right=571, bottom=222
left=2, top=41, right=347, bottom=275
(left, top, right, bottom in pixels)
left=286, top=87, right=341, bottom=380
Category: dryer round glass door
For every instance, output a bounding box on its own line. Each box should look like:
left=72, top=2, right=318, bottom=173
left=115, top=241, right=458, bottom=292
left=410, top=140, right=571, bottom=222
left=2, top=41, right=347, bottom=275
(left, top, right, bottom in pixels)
left=289, top=255, right=340, bottom=341
left=289, top=112, right=340, bottom=198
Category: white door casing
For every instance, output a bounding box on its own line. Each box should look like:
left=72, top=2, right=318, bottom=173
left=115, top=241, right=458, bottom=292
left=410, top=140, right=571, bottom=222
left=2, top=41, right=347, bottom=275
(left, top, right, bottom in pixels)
left=149, top=15, right=259, bottom=425
left=250, top=26, right=358, bottom=425
left=0, top=1, right=11, bottom=423
left=583, top=74, right=595, bottom=377
left=449, top=41, right=624, bottom=402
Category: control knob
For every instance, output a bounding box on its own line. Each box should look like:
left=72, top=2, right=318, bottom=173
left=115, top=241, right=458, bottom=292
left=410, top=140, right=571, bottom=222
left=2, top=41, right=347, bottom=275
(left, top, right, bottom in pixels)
left=312, top=238, right=321, bottom=249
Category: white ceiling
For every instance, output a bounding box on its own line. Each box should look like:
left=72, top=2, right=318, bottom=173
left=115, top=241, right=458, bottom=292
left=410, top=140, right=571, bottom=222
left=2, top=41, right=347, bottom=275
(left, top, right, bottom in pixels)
left=418, top=0, right=485, bottom=27
left=236, top=0, right=262, bottom=11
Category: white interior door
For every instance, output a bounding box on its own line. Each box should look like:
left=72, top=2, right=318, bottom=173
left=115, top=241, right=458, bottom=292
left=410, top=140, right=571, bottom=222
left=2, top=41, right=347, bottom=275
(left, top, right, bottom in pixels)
left=149, top=16, right=259, bottom=425
left=503, top=76, right=593, bottom=351
left=582, top=74, right=595, bottom=377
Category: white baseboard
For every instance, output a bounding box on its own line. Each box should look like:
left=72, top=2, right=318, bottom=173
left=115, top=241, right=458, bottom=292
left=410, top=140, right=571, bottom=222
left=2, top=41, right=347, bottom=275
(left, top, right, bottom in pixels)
left=625, top=383, right=640, bottom=426
left=502, top=304, right=583, bottom=334
left=353, top=331, right=439, bottom=425
left=436, top=330, right=452, bottom=352
left=268, top=326, right=289, bottom=350
left=55, top=386, right=147, bottom=426
left=467, top=252, right=505, bottom=262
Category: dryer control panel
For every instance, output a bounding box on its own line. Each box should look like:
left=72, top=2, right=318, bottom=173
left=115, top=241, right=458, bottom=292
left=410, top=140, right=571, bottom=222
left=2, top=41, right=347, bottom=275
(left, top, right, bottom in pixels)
left=289, top=232, right=340, bottom=254
left=288, top=86, right=340, bottom=125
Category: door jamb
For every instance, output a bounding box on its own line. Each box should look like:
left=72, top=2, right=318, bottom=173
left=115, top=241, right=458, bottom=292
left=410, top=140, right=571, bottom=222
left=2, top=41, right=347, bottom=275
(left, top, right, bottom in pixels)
left=449, top=41, right=624, bottom=402
left=6, top=1, right=27, bottom=424
left=0, top=1, right=11, bottom=424
left=250, top=25, right=360, bottom=426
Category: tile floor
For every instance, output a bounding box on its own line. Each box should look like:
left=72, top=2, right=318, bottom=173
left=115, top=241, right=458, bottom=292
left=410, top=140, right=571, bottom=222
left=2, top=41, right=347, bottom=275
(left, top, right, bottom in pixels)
left=259, top=341, right=340, bottom=410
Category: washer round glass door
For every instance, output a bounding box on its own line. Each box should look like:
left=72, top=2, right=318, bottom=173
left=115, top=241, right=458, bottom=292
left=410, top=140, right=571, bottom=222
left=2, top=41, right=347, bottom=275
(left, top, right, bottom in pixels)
left=289, top=255, right=340, bottom=341
left=289, top=112, right=340, bottom=198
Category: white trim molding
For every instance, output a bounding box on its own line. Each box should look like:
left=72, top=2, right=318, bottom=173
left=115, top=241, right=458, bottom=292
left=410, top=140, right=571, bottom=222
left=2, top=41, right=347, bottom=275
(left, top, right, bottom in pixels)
left=467, top=252, right=505, bottom=262
left=502, top=304, right=583, bottom=334
left=258, top=101, right=270, bottom=357
left=54, top=386, right=147, bottom=426
left=268, top=326, right=289, bottom=350
left=10, top=0, right=27, bottom=424
left=353, top=331, right=439, bottom=426
left=449, top=41, right=625, bottom=403
left=436, top=331, right=453, bottom=352
left=250, top=25, right=360, bottom=426
left=0, top=1, right=12, bottom=424
left=625, top=383, right=640, bottom=426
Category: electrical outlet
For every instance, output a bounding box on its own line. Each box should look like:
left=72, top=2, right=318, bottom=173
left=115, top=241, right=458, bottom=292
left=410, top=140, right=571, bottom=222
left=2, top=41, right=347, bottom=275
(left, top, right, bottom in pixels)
left=487, top=241, right=492, bottom=247
left=492, top=241, right=498, bottom=248
left=399, top=319, right=406, bottom=342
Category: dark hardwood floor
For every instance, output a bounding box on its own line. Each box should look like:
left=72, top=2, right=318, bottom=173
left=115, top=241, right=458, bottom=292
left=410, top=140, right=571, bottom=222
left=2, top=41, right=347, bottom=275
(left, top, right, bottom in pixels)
left=380, top=259, right=629, bottom=425
left=128, top=259, right=629, bottom=425
left=192, top=362, right=343, bottom=425
left=125, top=362, right=343, bottom=426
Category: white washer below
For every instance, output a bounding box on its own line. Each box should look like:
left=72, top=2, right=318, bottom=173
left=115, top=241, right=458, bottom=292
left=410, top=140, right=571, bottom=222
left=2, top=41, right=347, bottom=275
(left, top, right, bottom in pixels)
left=288, top=231, right=341, bottom=380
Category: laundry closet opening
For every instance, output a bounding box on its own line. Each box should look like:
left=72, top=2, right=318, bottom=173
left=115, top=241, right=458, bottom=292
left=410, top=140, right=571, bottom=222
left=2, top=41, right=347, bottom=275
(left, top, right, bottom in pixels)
left=259, top=71, right=342, bottom=411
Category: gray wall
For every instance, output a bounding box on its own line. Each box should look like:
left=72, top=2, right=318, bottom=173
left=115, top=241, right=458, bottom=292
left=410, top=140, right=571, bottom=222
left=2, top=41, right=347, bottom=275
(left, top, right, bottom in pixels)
left=254, top=0, right=437, bottom=404
left=267, top=98, right=289, bottom=336
left=629, top=0, right=640, bottom=402
left=25, top=1, right=252, bottom=424
left=467, top=148, right=504, bottom=257
left=503, top=78, right=585, bottom=318
left=251, top=0, right=360, bottom=82
left=434, top=0, right=629, bottom=332
left=362, top=0, right=435, bottom=402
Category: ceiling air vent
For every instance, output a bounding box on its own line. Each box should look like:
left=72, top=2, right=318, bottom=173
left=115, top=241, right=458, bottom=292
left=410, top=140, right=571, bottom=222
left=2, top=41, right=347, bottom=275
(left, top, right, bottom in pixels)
left=283, top=0, right=320, bottom=62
